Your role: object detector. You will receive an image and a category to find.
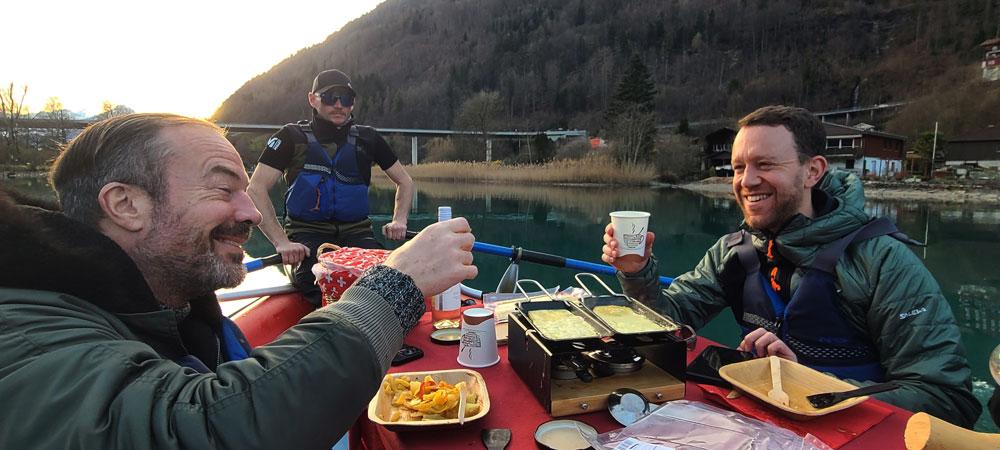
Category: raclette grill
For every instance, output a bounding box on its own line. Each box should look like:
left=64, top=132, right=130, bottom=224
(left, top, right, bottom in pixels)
left=508, top=277, right=687, bottom=417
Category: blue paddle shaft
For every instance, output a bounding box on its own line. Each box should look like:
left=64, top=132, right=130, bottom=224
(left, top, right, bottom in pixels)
left=405, top=230, right=672, bottom=285
left=469, top=240, right=673, bottom=285
left=244, top=254, right=283, bottom=272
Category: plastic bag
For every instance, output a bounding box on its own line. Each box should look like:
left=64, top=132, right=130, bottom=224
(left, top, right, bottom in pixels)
left=592, top=400, right=834, bottom=450
left=312, top=244, right=391, bottom=306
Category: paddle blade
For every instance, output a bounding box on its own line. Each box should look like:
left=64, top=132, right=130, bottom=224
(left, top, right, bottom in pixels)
left=495, top=261, right=519, bottom=294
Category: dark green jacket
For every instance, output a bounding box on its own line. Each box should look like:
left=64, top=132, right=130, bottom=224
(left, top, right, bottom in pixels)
left=0, top=201, right=410, bottom=448
left=619, top=170, right=981, bottom=427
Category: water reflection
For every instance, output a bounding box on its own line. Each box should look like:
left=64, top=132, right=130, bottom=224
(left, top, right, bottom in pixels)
left=957, top=285, right=1000, bottom=338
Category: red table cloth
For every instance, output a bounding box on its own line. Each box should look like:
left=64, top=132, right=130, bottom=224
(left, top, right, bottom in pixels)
left=699, top=384, right=893, bottom=448
left=350, top=312, right=912, bottom=450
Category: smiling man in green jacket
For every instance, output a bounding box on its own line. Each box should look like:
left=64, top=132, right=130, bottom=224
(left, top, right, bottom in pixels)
left=603, top=105, right=980, bottom=427
left=0, top=113, right=477, bottom=449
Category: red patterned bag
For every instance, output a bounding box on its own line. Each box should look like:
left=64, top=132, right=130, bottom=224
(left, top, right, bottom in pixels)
left=312, top=243, right=392, bottom=306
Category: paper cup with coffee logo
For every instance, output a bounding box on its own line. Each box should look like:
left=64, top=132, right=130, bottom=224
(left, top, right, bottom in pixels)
left=610, top=211, right=650, bottom=257
left=458, top=308, right=500, bottom=368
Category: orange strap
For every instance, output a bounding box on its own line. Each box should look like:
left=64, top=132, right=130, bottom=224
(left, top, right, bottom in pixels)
left=766, top=241, right=781, bottom=292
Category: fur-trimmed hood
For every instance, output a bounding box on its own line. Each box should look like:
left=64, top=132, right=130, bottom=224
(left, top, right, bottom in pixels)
left=0, top=189, right=162, bottom=314
left=0, top=187, right=227, bottom=369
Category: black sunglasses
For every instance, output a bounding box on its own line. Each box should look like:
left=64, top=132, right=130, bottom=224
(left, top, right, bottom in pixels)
left=318, top=91, right=355, bottom=107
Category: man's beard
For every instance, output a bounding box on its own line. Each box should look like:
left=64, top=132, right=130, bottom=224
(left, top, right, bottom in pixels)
left=133, top=207, right=251, bottom=304
left=738, top=174, right=806, bottom=234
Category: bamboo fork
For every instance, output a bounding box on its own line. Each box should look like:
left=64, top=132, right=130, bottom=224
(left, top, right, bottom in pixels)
left=767, top=356, right=790, bottom=407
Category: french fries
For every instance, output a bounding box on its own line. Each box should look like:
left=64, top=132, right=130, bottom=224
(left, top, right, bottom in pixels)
left=381, top=374, right=482, bottom=422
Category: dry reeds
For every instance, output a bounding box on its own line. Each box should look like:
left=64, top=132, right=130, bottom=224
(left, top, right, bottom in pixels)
left=373, top=179, right=659, bottom=222
left=373, top=153, right=656, bottom=186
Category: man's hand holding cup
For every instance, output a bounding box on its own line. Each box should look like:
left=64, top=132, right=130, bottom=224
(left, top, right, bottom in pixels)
left=602, top=211, right=654, bottom=274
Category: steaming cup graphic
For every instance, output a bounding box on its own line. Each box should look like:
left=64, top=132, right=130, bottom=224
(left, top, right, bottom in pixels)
left=609, top=211, right=651, bottom=257
left=457, top=308, right=500, bottom=368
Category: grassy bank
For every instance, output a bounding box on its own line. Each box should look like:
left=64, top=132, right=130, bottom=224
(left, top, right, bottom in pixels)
left=373, top=153, right=656, bottom=186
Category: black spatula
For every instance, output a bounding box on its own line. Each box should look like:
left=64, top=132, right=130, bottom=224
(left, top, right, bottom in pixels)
left=806, top=382, right=901, bottom=409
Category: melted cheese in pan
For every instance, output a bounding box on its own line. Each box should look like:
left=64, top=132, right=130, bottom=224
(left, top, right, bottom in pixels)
left=528, top=309, right=599, bottom=340
left=593, top=305, right=667, bottom=333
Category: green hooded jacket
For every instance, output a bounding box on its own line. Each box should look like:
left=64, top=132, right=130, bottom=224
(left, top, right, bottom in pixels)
left=0, top=200, right=417, bottom=449
left=618, top=170, right=981, bottom=428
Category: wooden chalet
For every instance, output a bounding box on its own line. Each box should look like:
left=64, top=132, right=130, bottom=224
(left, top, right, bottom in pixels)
left=822, top=122, right=906, bottom=178
left=702, top=127, right=736, bottom=176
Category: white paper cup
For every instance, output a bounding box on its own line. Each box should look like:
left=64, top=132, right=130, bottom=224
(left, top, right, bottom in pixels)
left=458, top=308, right=500, bottom=368
left=610, top=211, right=650, bottom=257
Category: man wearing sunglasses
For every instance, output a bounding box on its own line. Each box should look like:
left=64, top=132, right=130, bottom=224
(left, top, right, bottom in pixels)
left=248, top=69, right=414, bottom=306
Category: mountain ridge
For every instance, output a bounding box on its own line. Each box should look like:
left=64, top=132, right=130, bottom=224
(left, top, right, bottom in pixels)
left=213, top=0, right=999, bottom=138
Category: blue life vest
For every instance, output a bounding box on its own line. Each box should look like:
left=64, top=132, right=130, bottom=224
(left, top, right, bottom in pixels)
left=220, top=317, right=251, bottom=361
left=284, top=125, right=370, bottom=223
left=174, top=317, right=252, bottom=373
left=728, top=218, right=903, bottom=382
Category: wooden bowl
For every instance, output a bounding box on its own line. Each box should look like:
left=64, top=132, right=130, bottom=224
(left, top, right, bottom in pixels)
left=368, top=368, right=491, bottom=431
left=718, top=358, right=868, bottom=420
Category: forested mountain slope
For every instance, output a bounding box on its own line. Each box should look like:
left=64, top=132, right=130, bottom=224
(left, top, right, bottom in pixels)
left=214, top=0, right=998, bottom=136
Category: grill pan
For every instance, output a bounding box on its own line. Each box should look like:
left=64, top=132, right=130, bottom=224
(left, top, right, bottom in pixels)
left=573, top=273, right=680, bottom=335
left=513, top=279, right=611, bottom=342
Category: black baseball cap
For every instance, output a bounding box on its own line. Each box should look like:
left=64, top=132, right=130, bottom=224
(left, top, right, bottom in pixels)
left=311, top=69, right=355, bottom=95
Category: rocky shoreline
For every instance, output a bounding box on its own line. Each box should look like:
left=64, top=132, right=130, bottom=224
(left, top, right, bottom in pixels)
left=675, top=178, right=1000, bottom=204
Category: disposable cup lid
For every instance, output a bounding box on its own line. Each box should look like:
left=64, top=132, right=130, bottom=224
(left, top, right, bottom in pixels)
left=609, top=211, right=650, bottom=218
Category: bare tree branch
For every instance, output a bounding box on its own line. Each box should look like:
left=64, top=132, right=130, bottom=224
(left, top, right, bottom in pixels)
left=1, top=82, right=29, bottom=164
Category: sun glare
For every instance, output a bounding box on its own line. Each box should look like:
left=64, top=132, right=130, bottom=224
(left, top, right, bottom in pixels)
left=9, top=0, right=385, bottom=119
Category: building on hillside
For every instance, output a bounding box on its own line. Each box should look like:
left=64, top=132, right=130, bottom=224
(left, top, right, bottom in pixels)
left=945, top=126, right=1000, bottom=173
left=823, top=122, right=906, bottom=178
left=702, top=127, right=736, bottom=176
left=981, top=37, right=1000, bottom=82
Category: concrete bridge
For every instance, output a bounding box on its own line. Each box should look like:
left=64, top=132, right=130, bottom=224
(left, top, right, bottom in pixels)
left=13, top=118, right=587, bottom=164
left=813, top=101, right=909, bottom=125
left=657, top=101, right=911, bottom=130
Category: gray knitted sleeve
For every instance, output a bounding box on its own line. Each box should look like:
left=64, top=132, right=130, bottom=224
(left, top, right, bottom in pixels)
left=353, top=265, right=425, bottom=332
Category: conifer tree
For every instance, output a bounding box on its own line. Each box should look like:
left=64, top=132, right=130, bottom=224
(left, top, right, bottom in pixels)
left=606, top=55, right=657, bottom=165
left=607, top=54, right=656, bottom=118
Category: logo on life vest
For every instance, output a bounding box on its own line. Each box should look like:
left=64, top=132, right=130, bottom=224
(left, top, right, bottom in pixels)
left=899, top=307, right=927, bottom=320
left=266, top=137, right=282, bottom=150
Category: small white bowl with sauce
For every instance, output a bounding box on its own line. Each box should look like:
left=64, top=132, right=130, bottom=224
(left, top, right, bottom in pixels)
left=534, top=419, right=597, bottom=450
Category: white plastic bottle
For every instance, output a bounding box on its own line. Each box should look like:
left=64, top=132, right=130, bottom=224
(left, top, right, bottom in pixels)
left=431, top=206, right=462, bottom=328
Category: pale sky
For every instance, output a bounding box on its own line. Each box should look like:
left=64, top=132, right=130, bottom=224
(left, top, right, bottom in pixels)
left=7, top=0, right=386, bottom=118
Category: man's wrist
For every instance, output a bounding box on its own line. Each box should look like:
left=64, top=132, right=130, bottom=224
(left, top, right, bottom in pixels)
left=620, top=256, right=656, bottom=279
left=354, top=265, right=425, bottom=332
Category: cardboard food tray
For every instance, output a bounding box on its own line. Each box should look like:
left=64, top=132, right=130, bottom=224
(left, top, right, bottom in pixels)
left=368, top=368, right=491, bottom=431
left=718, top=357, right=869, bottom=419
